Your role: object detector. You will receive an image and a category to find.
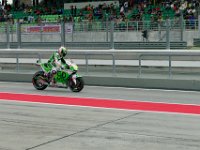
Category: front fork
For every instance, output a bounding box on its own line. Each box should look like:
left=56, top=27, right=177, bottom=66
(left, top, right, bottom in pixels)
left=71, top=74, right=77, bottom=85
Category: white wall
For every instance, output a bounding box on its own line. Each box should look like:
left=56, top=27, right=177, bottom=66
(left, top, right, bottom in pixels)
left=0, top=30, right=197, bottom=46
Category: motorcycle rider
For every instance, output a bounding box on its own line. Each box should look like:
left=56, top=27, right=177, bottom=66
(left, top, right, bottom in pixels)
left=47, top=46, right=68, bottom=84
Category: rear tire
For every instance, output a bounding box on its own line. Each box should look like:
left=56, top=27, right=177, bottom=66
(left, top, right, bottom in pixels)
left=69, top=77, right=84, bottom=92
left=32, top=71, right=48, bottom=90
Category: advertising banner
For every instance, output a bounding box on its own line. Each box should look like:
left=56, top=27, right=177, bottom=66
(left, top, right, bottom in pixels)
left=25, top=24, right=74, bottom=34
left=43, top=25, right=60, bottom=33
left=27, top=26, right=41, bottom=33
left=26, top=25, right=61, bottom=33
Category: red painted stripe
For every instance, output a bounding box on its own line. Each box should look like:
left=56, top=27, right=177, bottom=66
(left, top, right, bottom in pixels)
left=0, top=92, right=200, bottom=115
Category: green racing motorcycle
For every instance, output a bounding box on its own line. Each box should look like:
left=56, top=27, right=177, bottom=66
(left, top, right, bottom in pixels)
left=32, top=59, right=84, bottom=92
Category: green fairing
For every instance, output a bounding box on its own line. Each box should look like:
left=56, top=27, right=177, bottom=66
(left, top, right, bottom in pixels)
left=39, top=62, right=81, bottom=84
left=70, top=65, right=74, bottom=71
left=54, top=70, right=70, bottom=83
left=41, top=63, right=52, bottom=73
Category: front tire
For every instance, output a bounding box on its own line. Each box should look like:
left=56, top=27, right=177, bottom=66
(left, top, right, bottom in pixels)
left=32, top=71, right=48, bottom=90
left=69, top=77, right=84, bottom=92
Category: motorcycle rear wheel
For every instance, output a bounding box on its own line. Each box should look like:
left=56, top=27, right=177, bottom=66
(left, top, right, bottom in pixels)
left=32, top=71, right=48, bottom=90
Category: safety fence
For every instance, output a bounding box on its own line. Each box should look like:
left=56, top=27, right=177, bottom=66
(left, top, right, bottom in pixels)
left=0, top=19, right=199, bottom=33
left=0, top=18, right=198, bottom=49
left=1, top=49, right=200, bottom=79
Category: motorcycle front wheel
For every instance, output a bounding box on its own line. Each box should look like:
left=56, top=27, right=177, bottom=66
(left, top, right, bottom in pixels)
left=69, top=77, right=84, bottom=92
left=32, top=71, right=48, bottom=90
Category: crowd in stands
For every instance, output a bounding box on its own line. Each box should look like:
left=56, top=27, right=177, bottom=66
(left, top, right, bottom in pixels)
left=0, top=0, right=199, bottom=29
left=0, top=1, right=11, bottom=22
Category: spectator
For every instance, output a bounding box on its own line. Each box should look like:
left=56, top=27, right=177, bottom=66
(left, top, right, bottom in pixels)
left=130, top=0, right=135, bottom=8
left=57, top=15, right=61, bottom=23
left=188, top=14, right=195, bottom=29
left=124, top=0, right=128, bottom=13
left=36, top=15, right=42, bottom=25
left=0, top=2, right=3, bottom=9
left=120, top=4, right=124, bottom=16
left=70, top=5, right=74, bottom=16
left=27, top=13, right=34, bottom=23
left=2, top=0, right=199, bottom=26
left=74, top=6, right=77, bottom=16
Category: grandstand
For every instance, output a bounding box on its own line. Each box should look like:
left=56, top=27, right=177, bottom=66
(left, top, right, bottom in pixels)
left=0, top=0, right=199, bottom=49
left=0, top=0, right=199, bottom=24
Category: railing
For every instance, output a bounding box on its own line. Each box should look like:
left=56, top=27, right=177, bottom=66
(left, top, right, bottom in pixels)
left=0, top=19, right=198, bottom=33
left=1, top=49, right=200, bottom=79
left=0, top=19, right=194, bottom=49
left=138, top=51, right=200, bottom=78
left=0, top=49, right=117, bottom=74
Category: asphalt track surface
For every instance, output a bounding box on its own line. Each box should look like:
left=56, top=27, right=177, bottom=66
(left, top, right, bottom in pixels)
left=0, top=82, right=200, bottom=150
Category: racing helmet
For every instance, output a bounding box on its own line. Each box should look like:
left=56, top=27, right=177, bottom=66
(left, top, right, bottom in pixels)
left=58, top=46, right=68, bottom=57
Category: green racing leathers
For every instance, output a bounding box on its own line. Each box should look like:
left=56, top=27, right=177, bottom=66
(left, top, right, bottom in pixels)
left=47, top=51, right=68, bottom=73
left=41, top=51, right=69, bottom=82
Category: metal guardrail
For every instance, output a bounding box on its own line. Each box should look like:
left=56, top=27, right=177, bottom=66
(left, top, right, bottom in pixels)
left=0, top=49, right=117, bottom=74
left=138, top=52, right=200, bottom=78
left=1, top=49, right=200, bottom=78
